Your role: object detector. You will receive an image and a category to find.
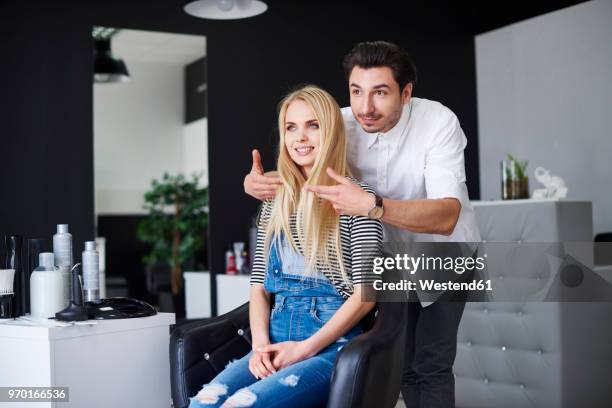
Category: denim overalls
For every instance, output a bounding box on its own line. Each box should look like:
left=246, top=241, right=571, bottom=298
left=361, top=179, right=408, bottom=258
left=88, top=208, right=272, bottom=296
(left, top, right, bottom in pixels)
left=188, top=235, right=362, bottom=408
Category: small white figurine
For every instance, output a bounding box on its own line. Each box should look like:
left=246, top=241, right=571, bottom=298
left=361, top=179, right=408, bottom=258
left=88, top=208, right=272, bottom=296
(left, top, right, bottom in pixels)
left=532, top=167, right=568, bottom=199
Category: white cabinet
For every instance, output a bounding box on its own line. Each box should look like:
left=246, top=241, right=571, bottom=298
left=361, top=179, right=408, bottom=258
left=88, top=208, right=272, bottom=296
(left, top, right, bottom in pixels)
left=0, top=313, right=175, bottom=408
left=216, top=274, right=250, bottom=315
left=184, top=271, right=211, bottom=319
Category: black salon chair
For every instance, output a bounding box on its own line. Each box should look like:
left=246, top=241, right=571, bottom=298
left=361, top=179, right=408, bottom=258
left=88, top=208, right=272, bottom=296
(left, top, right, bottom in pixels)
left=170, top=301, right=408, bottom=408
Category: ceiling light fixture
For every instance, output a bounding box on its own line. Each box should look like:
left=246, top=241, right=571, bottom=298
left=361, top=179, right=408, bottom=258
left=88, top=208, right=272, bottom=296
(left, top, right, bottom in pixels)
left=184, top=0, right=268, bottom=20
left=93, top=38, right=130, bottom=84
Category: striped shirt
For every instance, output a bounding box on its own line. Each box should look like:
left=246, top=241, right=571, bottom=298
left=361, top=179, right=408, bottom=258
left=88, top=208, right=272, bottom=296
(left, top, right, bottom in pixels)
left=250, top=178, right=383, bottom=298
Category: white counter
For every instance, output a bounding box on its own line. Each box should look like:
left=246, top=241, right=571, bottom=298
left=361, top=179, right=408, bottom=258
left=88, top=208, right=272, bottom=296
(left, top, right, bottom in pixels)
left=0, top=313, right=175, bottom=407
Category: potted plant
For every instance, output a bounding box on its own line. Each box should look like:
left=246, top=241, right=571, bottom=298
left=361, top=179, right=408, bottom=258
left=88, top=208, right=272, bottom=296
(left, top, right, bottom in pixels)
left=137, top=173, right=208, bottom=303
left=501, top=153, right=529, bottom=199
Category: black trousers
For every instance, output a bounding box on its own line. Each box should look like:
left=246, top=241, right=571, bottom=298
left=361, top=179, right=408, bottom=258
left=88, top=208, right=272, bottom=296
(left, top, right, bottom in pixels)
left=400, top=298, right=466, bottom=408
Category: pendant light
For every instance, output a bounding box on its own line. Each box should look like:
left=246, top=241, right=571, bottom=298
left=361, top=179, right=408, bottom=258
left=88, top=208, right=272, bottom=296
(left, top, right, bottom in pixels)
left=94, top=38, right=130, bottom=84
left=184, top=0, right=268, bottom=20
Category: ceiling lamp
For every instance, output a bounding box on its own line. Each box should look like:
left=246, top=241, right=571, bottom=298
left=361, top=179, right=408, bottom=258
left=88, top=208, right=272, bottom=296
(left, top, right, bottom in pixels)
left=184, top=0, right=268, bottom=20
left=94, top=38, right=130, bottom=84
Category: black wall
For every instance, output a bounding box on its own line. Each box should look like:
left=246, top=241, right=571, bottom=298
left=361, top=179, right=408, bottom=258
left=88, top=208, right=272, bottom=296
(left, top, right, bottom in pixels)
left=0, top=0, right=582, bottom=314
left=185, top=57, right=207, bottom=124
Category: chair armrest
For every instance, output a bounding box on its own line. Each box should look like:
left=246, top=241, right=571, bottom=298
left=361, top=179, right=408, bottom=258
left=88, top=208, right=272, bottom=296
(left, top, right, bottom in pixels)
left=170, top=303, right=251, bottom=408
left=328, top=302, right=409, bottom=408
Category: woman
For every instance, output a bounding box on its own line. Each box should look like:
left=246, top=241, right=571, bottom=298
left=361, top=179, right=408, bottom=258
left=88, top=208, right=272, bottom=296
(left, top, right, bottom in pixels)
left=189, top=85, right=383, bottom=408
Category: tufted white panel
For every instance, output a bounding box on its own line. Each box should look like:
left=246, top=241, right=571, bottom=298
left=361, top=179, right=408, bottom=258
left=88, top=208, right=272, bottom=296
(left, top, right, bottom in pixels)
left=455, top=200, right=612, bottom=407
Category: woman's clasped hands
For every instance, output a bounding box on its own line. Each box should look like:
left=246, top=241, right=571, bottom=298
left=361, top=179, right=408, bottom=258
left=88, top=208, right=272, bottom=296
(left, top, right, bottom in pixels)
left=248, top=341, right=313, bottom=379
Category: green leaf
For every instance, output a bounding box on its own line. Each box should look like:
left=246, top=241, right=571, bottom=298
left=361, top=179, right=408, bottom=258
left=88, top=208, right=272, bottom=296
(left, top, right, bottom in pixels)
left=506, top=153, right=528, bottom=180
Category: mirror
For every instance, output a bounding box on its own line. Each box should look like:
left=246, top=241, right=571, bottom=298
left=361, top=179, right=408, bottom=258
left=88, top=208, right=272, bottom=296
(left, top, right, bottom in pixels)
left=93, top=27, right=208, bottom=317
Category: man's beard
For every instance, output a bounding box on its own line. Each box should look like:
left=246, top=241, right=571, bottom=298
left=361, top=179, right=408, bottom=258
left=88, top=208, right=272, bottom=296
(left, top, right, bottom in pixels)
left=357, top=107, right=402, bottom=134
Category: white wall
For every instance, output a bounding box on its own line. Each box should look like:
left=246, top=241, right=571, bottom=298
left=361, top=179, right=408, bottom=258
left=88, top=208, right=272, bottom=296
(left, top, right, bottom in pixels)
left=94, top=60, right=208, bottom=215
left=476, top=0, right=612, bottom=235
left=183, top=117, right=209, bottom=187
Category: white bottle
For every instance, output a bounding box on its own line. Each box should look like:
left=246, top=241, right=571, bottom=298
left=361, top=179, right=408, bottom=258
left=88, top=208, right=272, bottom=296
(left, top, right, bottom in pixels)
left=96, top=237, right=106, bottom=299
left=53, top=224, right=73, bottom=307
left=30, top=253, right=65, bottom=319
left=234, top=242, right=245, bottom=271
left=82, top=241, right=100, bottom=303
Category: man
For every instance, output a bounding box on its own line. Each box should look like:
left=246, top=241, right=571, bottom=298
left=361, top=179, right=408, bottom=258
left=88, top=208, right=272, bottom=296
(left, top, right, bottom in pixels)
left=244, top=41, right=480, bottom=408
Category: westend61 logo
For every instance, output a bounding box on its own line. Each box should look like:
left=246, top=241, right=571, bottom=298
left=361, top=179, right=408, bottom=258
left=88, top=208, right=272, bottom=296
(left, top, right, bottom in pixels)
left=365, top=242, right=612, bottom=302
left=372, top=253, right=487, bottom=275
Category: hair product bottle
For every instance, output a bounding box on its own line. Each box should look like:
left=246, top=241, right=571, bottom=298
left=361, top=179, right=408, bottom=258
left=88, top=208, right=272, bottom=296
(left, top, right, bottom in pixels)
left=53, top=224, right=73, bottom=307
left=82, top=241, right=100, bottom=303
left=233, top=242, right=245, bottom=271
left=30, top=252, right=65, bottom=318
left=96, top=237, right=106, bottom=299
left=225, top=243, right=237, bottom=275
left=239, top=251, right=250, bottom=275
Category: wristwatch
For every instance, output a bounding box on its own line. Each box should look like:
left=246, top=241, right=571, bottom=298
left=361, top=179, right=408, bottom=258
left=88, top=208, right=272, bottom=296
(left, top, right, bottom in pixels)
left=367, top=193, right=384, bottom=220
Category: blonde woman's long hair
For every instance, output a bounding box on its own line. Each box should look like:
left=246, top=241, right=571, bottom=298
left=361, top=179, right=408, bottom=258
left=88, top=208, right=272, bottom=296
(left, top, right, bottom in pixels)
left=264, top=85, right=350, bottom=283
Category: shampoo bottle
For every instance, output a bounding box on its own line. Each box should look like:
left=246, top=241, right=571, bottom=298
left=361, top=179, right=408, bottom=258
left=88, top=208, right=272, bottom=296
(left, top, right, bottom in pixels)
left=82, top=241, right=100, bottom=303
left=30, top=252, right=65, bottom=318
left=53, top=224, right=73, bottom=307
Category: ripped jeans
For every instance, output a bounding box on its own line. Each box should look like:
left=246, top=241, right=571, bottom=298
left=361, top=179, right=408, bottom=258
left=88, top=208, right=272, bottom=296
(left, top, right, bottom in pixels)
left=189, top=236, right=362, bottom=408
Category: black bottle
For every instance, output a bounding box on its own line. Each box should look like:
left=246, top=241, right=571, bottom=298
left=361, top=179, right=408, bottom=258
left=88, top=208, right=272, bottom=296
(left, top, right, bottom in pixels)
left=4, top=235, right=24, bottom=317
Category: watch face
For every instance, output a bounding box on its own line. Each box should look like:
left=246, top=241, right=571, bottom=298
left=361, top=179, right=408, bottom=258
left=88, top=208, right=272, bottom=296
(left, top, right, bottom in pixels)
left=369, top=206, right=384, bottom=219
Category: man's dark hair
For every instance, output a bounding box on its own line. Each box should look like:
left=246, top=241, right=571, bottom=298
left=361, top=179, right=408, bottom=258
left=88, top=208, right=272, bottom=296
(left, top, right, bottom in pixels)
left=342, top=41, right=417, bottom=91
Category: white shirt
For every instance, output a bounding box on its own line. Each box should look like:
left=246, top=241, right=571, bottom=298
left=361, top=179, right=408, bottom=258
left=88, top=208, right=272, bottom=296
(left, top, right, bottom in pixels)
left=342, top=97, right=481, bottom=244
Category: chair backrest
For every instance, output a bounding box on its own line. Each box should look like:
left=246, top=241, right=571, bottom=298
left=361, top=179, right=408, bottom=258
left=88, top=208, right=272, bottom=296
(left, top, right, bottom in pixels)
left=328, top=301, right=409, bottom=408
